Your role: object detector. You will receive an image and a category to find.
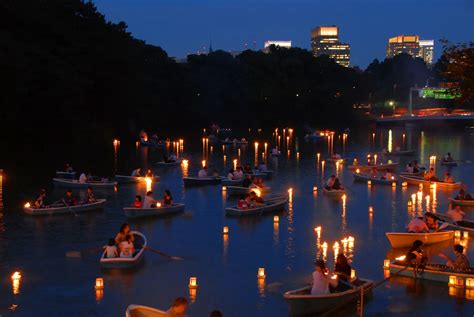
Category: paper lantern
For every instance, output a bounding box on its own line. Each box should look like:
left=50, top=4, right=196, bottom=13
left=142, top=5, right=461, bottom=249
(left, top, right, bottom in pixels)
left=189, top=277, right=198, bottom=289
left=448, top=275, right=464, bottom=288
left=464, top=231, right=469, bottom=239
left=223, top=226, right=229, bottom=234
left=455, top=231, right=462, bottom=238
left=367, top=180, right=371, bottom=186
left=95, top=278, right=104, bottom=290
left=273, top=216, right=279, bottom=223
left=383, top=259, right=390, bottom=269
left=257, top=268, right=266, bottom=279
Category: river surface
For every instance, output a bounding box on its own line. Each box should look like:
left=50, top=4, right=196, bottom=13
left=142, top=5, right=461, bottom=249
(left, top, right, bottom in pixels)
left=1, top=127, right=474, bottom=317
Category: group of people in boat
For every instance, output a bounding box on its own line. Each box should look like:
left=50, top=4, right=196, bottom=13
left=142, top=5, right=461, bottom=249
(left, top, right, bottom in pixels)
left=325, top=175, right=344, bottom=191
left=227, top=162, right=268, bottom=181
left=103, top=223, right=136, bottom=259
left=368, top=167, right=394, bottom=180
left=406, top=213, right=440, bottom=232
left=33, top=187, right=97, bottom=208
left=404, top=160, right=422, bottom=174
left=310, top=253, right=353, bottom=295
left=132, top=190, right=173, bottom=208
left=422, top=168, right=456, bottom=183
left=198, top=166, right=220, bottom=178
left=455, top=188, right=473, bottom=201
left=405, top=240, right=470, bottom=272
left=131, top=168, right=154, bottom=178
left=237, top=191, right=265, bottom=210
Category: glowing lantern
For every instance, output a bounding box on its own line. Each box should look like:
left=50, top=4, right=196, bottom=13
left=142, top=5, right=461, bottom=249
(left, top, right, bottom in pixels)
left=392, top=182, right=396, bottom=188
left=367, top=180, right=372, bottom=186
left=455, top=231, right=461, bottom=238
left=430, top=183, right=437, bottom=190
left=350, top=269, right=356, bottom=279
left=466, top=289, right=474, bottom=299
left=448, top=275, right=464, bottom=288
left=402, top=181, right=408, bottom=188
left=288, top=188, right=293, bottom=194
left=466, top=278, right=474, bottom=289
left=11, top=272, right=21, bottom=295
left=156, top=202, right=162, bottom=208
left=464, top=231, right=469, bottom=239
left=273, top=216, right=279, bottom=223
left=313, top=186, right=318, bottom=192
left=113, top=139, right=119, bottom=146
left=257, top=268, right=266, bottom=279
left=317, top=153, right=320, bottom=160
left=411, top=194, right=416, bottom=204
left=223, top=226, right=229, bottom=234
left=202, top=160, right=206, bottom=168
left=368, top=206, right=373, bottom=214
left=24, top=202, right=31, bottom=208
left=95, top=278, right=104, bottom=290
left=252, top=188, right=262, bottom=197
left=383, top=259, right=390, bottom=269
left=189, top=277, right=198, bottom=289
left=395, top=255, right=406, bottom=261
left=182, top=160, right=189, bottom=168
left=222, top=186, right=227, bottom=192
left=356, top=169, right=360, bottom=174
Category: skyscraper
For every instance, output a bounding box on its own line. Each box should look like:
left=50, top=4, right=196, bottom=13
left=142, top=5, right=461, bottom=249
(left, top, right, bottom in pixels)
left=386, top=35, right=434, bottom=64
left=311, top=26, right=350, bottom=67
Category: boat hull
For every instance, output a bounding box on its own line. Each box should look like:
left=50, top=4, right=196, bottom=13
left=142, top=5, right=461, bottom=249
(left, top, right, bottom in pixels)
left=389, top=261, right=474, bottom=283
left=348, top=163, right=398, bottom=172
left=353, top=173, right=396, bottom=185
left=55, top=171, right=76, bottom=179
left=225, top=186, right=270, bottom=197
left=183, top=176, right=225, bottom=186
left=24, top=199, right=106, bottom=216
left=323, top=188, right=346, bottom=196
left=441, top=161, right=458, bottom=167
left=384, top=150, right=416, bottom=156
left=100, top=231, right=146, bottom=269
left=449, top=198, right=474, bottom=206
left=385, top=231, right=454, bottom=248
left=124, top=204, right=185, bottom=219
left=125, top=305, right=166, bottom=317
left=399, top=175, right=462, bottom=189
left=225, top=197, right=287, bottom=216
left=222, top=179, right=244, bottom=186
left=52, top=178, right=117, bottom=189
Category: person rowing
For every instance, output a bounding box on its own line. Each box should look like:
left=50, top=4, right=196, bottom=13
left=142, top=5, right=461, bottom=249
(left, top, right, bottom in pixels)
left=334, top=253, right=352, bottom=291
left=406, top=216, right=429, bottom=233
left=131, top=168, right=141, bottom=177
left=115, top=223, right=135, bottom=244
left=425, top=213, right=439, bottom=231
left=237, top=193, right=254, bottom=210
left=405, top=163, right=414, bottom=174
left=198, top=166, right=208, bottom=178
left=405, top=240, right=427, bottom=268
left=444, top=172, right=454, bottom=184
left=84, top=186, right=97, bottom=204
left=439, top=244, right=470, bottom=272
left=311, top=259, right=338, bottom=295
left=455, top=188, right=473, bottom=200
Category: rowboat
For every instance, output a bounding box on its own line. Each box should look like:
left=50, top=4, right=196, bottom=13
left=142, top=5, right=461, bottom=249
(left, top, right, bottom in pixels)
left=385, top=231, right=454, bottom=248
left=400, top=171, right=425, bottom=177
left=388, top=259, right=474, bottom=283
left=449, top=198, right=474, bottom=207
left=353, top=172, right=396, bottom=185
left=384, top=149, right=416, bottom=156
left=429, top=213, right=474, bottom=232
left=399, top=175, right=462, bottom=189
left=24, top=199, right=106, bottom=216
left=123, top=203, right=185, bottom=219
left=441, top=160, right=458, bottom=167
left=348, top=162, right=398, bottom=172
left=225, top=197, right=287, bottom=216
left=100, top=231, right=146, bottom=269
left=322, top=187, right=346, bottom=196
left=222, top=178, right=244, bottom=186
left=183, top=176, right=226, bottom=186
left=155, top=159, right=182, bottom=166
left=125, top=305, right=166, bottom=317
left=225, top=186, right=271, bottom=197
left=284, top=278, right=373, bottom=317
left=52, top=178, right=117, bottom=189
left=55, top=171, right=76, bottom=179
left=115, top=175, right=159, bottom=184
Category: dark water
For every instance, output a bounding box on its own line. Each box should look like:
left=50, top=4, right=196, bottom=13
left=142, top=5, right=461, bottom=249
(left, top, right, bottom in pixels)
left=1, top=127, right=474, bottom=317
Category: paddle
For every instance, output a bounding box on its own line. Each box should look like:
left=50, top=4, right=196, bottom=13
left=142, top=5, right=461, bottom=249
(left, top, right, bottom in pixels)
left=435, top=222, right=449, bottom=232
left=143, top=245, right=183, bottom=260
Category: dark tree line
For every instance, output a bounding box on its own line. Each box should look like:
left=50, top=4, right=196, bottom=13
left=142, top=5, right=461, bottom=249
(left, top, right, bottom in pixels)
left=0, top=0, right=471, bottom=152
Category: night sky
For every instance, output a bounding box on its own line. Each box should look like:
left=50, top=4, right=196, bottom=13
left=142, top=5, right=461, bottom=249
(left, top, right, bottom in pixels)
left=94, top=0, right=474, bottom=68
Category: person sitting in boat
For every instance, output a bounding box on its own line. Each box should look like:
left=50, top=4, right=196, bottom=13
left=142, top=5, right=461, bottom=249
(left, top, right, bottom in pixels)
left=233, top=167, right=244, bottom=180
left=227, top=168, right=235, bottom=180
left=334, top=253, right=352, bottom=285
left=84, top=186, right=97, bottom=204
left=78, top=172, right=88, bottom=183
left=131, top=168, right=141, bottom=177
left=455, top=189, right=473, bottom=201
left=65, top=163, right=74, bottom=173
left=34, top=189, right=47, bottom=208
left=119, top=234, right=135, bottom=258
left=405, top=240, right=427, bottom=267
left=237, top=195, right=248, bottom=209
left=103, top=238, right=118, bottom=258
left=413, top=160, right=420, bottom=173
left=212, top=169, right=220, bottom=177
left=439, top=244, right=470, bottom=272
left=243, top=163, right=252, bottom=174
left=115, top=223, right=134, bottom=244
left=311, top=259, right=337, bottom=296
left=405, top=163, right=414, bottom=174
left=133, top=195, right=142, bottom=208
left=370, top=167, right=378, bottom=178
left=249, top=191, right=264, bottom=205
left=163, top=190, right=173, bottom=205
left=63, top=190, right=77, bottom=206
left=198, top=166, right=208, bottom=178
left=242, top=175, right=252, bottom=188
left=425, top=213, right=439, bottom=231
left=258, top=161, right=267, bottom=172
left=444, top=152, right=454, bottom=162
left=165, top=297, right=188, bottom=317
left=447, top=205, right=465, bottom=222
left=424, top=168, right=437, bottom=181
left=444, top=173, right=454, bottom=184
left=381, top=171, right=393, bottom=180
left=168, top=153, right=177, bottom=162
left=272, top=147, right=280, bottom=155
left=406, top=217, right=429, bottom=233
left=145, top=169, right=154, bottom=178
left=143, top=191, right=156, bottom=209
left=332, top=178, right=344, bottom=190
left=325, top=175, right=336, bottom=190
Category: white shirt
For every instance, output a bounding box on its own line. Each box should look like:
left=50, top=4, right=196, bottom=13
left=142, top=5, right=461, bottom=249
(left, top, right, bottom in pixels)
left=447, top=208, right=465, bottom=222
left=79, top=173, right=87, bottom=183
left=311, top=271, right=332, bottom=296
left=198, top=169, right=208, bottom=178
left=119, top=241, right=134, bottom=258
left=406, top=218, right=429, bottom=232
left=233, top=170, right=244, bottom=180
left=143, top=196, right=155, bottom=209
left=104, top=245, right=118, bottom=258
left=326, top=178, right=335, bottom=188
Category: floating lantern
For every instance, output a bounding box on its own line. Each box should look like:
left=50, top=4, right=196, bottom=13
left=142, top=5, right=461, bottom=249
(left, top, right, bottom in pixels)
left=135, top=141, right=139, bottom=148
left=402, top=181, right=408, bottom=188
left=24, top=202, right=31, bottom=208
left=448, top=275, right=464, bottom=288
left=156, top=202, right=162, bottom=208
left=113, top=139, right=119, bottom=147
left=383, top=259, right=390, bottom=269
left=223, top=226, right=229, bottom=234
left=202, top=160, right=206, bottom=168
left=407, top=201, right=412, bottom=207
left=395, top=255, right=406, bottom=261
left=95, top=278, right=104, bottom=290
left=367, top=180, right=372, bottom=186
left=189, top=277, right=198, bottom=289
left=313, top=186, right=318, bottom=192
left=355, top=168, right=360, bottom=174
left=455, top=231, right=462, bottom=238
left=273, top=216, right=279, bottom=223
left=466, top=278, right=474, bottom=289
left=392, top=182, right=396, bottom=188
left=11, top=272, right=21, bottom=295
left=182, top=160, right=189, bottom=168
left=464, top=232, right=470, bottom=239
left=368, top=206, right=373, bottom=214
left=317, top=153, right=320, bottom=160
left=257, top=268, right=266, bottom=279
left=233, top=159, right=237, bottom=170
left=350, top=269, right=356, bottom=279
left=314, top=226, right=322, bottom=236
left=222, top=186, right=227, bottom=192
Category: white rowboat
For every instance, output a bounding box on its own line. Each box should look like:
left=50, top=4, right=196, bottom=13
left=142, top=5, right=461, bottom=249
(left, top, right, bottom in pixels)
left=225, top=197, right=287, bottom=217
left=100, top=231, right=146, bottom=269
left=55, top=171, right=76, bottom=179
left=322, top=187, right=346, bottom=196
left=399, top=175, right=462, bottom=189
left=353, top=172, right=396, bottom=185
left=183, top=176, right=225, bottom=186
left=222, top=179, right=244, bottom=186
left=24, top=199, right=106, bottom=216
left=385, top=231, right=454, bottom=248
left=124, top=203, right=185, bottom=219
left=52, top=178, right=117, bottom=189
left=125, top=305, right=166, bottom=317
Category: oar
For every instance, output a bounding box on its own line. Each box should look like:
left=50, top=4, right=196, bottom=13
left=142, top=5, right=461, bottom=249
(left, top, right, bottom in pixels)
left=66, top=247, right=103, bottom=258
left=143, top=245, right=183, bottom=260
left=435, top=222, right=449, bottom=232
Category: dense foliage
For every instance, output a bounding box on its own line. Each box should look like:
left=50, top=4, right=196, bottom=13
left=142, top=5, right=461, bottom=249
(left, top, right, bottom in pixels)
left=0, top=0, right=470, bottom=149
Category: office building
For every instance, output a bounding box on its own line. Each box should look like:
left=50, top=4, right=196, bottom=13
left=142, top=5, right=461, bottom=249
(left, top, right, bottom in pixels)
left=386, top=35, right=434, bottom=64
left=311, top=26, right=350, bottom=67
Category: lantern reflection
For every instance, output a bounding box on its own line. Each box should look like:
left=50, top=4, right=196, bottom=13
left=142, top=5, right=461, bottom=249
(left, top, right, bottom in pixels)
left=12, top=272, right=21, bottom=295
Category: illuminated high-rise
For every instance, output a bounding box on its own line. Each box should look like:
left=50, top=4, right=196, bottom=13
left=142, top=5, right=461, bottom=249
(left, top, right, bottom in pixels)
left=311, top=26, right=350, bottom=67
left=386, top=35, right=434, bottom=64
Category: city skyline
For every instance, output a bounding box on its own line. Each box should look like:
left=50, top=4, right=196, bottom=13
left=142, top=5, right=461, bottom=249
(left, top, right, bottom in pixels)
left=94, top=0, right=473, bottom=68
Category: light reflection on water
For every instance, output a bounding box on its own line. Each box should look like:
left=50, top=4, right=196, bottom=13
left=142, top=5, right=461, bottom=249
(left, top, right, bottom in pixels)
left=0, top=128, right=474, bottom=316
